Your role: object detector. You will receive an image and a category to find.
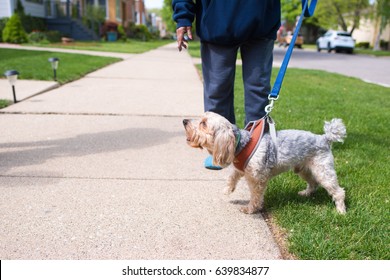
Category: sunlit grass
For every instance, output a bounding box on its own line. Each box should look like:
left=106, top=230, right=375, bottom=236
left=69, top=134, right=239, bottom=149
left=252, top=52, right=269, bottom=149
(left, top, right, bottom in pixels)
left=26, top=39, right=172, bottom=54
left=0, top=48, right=120, bottom=84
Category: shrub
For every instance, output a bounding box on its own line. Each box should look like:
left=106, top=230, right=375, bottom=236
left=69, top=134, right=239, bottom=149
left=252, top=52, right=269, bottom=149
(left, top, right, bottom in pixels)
left=118, top=24, right=127, bottom=41
left=127, top=23, right=152, bottom=41
left=2, top=14, right=28, bottom=43
left=126, top=22, right=136, bottom=37
left=355, top=42, right=370, bottom=49
left=45, top=30, right=62, bottom=43
left=27, top=30, right=62, bottom=44
left=0, top=17, right=9, bottom=42
left=150, top=29, right=160, bottom=39
left=380, top=40, right=389, bottom=50
left=28, top=31, right=48, bottom=43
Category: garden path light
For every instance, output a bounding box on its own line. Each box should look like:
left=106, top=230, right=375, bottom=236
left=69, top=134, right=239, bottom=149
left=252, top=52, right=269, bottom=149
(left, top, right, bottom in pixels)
left=4, top=70, right=19, bottom=103
left=48, top=57, right=59, bottom=81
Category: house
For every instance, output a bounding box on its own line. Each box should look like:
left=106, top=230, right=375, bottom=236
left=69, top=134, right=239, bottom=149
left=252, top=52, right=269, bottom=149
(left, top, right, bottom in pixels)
left=0, top=0, right=46, bottom=18
left=0, top=0, right=148, bottom=40
left=149, top=12, right=166, bottom=38
left=353, top=16, right=390, bottom=47
left=106, top=0, right=147, bottom=26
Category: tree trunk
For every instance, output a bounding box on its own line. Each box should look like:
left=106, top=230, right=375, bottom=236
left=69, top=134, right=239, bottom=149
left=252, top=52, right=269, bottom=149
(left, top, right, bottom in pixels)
left=373, top=30, right=381, bottom=51
left=334, top=3, right=348, bottom=31
left=350, top=25, right=355, bottom=35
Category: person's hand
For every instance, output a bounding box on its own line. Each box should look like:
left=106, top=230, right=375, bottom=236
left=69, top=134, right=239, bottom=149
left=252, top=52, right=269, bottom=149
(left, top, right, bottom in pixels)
left=176, top=26, right=193, bottom=51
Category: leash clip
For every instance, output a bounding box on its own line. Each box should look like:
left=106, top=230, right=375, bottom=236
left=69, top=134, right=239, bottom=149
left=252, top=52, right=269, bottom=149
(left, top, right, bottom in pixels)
left=265, top=95, right=279, bottom=114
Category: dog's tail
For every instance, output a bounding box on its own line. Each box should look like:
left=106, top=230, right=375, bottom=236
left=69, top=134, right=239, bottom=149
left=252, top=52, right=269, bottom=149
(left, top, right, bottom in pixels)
left=323, top=118, right=347, bottom=143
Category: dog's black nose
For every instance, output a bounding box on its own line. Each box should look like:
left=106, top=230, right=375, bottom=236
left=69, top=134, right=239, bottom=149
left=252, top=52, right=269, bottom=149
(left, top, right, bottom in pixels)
left=183, top=119, right=189, bottom=126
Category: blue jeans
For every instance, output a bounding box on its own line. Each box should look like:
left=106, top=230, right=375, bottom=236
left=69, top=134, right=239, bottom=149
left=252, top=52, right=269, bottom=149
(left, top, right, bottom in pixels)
left=201, top=39, right=274, bottom=126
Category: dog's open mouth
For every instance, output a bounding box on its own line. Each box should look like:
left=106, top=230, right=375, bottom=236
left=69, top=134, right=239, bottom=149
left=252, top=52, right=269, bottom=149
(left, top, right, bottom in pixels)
left=184, top=128, right=192, bottom=142
left=184, top=126, right=194, bottom=143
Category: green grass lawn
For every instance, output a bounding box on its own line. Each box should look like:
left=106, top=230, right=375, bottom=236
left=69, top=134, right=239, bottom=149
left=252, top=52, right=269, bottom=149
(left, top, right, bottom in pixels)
left=196, top=64, right=390, bottom=260
left=0, top=99, right=11, bottom=109
left=186, top=40, right=201, bottom=58
left=0, top=48, right=120, bottom=84
left=26, top=39, right=172, bottom=54
left=353, top=48, right=390, bottom=57
left=295, top=44, right=390, bottom=56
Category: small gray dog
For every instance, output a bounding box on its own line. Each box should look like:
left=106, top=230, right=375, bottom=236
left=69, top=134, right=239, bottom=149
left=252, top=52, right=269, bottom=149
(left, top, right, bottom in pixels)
left=183, top=112, right=347, bottom=214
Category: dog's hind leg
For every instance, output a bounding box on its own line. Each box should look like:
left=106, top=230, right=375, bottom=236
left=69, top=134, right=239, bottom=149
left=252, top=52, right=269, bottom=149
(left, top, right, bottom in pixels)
left=309, top=157, right=346, bottom=214
left=296, top=166, right=318, bottom=197
left=224, top=169, right=243, bottom=195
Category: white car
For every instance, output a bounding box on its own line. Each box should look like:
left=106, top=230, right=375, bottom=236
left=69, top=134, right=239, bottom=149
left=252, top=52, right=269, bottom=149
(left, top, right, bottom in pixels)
left=316, top=30, right=355, bottom=54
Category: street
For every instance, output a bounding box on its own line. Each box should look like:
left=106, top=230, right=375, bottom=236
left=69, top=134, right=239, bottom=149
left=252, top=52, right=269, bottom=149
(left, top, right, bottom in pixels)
left=273, top=46, right=390, bottom=87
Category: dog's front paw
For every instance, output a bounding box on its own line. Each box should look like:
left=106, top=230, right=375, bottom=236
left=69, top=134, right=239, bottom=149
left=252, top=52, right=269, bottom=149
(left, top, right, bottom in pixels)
left=239, top=205, right=258, bottom=214
left=223, top=186, right=234, bottom=195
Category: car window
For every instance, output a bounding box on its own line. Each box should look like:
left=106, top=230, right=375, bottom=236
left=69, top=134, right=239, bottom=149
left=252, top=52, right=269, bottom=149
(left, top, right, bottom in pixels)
left=337, top=32, right=351, bottom=37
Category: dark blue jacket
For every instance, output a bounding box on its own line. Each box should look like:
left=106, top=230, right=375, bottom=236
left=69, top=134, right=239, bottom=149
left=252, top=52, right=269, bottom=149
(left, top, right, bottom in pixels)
left=172, top=0, right=281, bottom=45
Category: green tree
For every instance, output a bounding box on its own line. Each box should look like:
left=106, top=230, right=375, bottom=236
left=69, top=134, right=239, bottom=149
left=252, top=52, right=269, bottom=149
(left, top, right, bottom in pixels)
left=83, top=4, right=106, bottom=36
left=313, top=0, right=369, bottom=34
left=280, top=0, right=321, bottom=33
left=162, top=0, right=177, bottom=34
left=13, top=0, right=45, bottom=33
left=2, top=13, right=27, bottom=43
left=14, top=0, right=24, bottom=15
left=282, top=0, right=305, bottom=25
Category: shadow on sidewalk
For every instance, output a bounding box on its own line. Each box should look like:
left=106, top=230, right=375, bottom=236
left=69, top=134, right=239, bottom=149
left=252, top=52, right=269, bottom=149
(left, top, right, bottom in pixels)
left=0, top=127, right=182, bottom=173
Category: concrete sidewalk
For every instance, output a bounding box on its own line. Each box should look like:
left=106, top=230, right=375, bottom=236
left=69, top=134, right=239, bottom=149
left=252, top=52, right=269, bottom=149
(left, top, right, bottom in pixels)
left=0, top=43, right=282, bottom=259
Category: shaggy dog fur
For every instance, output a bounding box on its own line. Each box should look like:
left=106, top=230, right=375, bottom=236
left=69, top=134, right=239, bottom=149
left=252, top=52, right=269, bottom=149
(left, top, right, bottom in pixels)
left=183, top=112, right=347, bottom=214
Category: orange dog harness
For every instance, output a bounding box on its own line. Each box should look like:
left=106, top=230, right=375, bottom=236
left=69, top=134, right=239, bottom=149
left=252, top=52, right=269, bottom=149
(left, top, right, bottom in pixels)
left=233, top=118, right=268, bottom=172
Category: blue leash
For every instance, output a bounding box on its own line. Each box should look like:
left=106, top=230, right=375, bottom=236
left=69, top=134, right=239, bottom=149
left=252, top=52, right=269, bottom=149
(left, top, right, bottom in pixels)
left=265, top=0, right=317, bottom=114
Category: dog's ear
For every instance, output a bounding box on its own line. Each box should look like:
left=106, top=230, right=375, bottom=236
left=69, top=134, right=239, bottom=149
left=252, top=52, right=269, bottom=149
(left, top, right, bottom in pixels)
left=212, top=128, right=236, bottom=167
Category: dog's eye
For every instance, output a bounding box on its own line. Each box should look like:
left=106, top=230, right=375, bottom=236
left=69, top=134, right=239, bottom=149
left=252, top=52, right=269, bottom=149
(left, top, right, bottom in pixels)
left=200, top=121, right=207, bottom=128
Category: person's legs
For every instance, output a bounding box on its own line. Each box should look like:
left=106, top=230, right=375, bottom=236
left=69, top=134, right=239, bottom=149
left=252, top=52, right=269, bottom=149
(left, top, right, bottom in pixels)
left=201, top=42, right=239, bottom=124
left=201, top=42, right=239, bottom=169
left=240, top=38, right=274, bottom=126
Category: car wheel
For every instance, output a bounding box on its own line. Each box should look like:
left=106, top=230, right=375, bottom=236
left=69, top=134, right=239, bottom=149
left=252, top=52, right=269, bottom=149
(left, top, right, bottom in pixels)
left=327, top=43, right=332, bottom=53
left=316, top=43, right=321, bottom=52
